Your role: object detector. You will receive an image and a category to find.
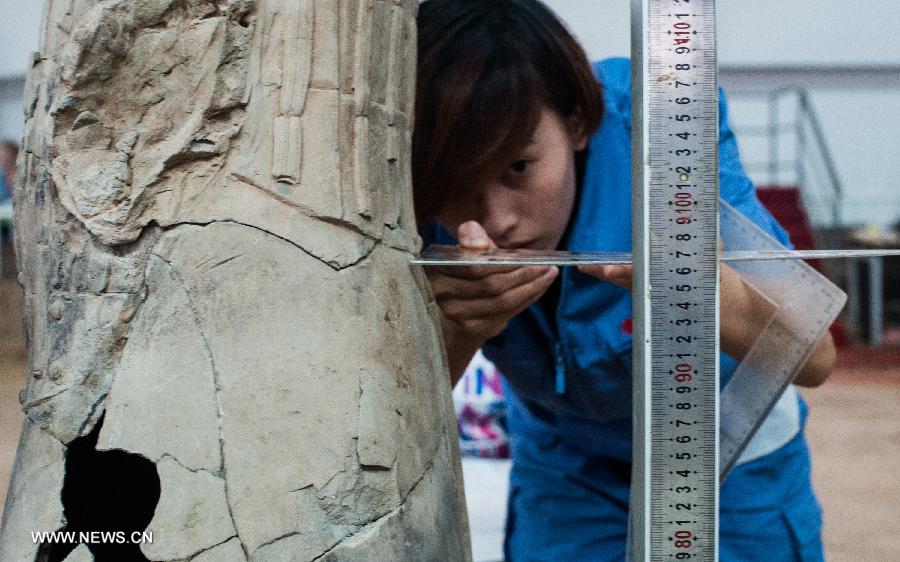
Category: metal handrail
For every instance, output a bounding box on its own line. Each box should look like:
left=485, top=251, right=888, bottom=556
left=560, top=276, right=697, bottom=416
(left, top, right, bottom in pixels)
left=730, top=87, right=846, bottom=228
left=797, top=90, right=845, bottom=226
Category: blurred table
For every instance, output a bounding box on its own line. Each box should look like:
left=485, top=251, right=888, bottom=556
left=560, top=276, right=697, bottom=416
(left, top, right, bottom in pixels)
left=845, top=226, right=900, bottom=346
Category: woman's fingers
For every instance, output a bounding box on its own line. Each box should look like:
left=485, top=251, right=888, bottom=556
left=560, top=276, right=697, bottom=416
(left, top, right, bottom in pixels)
left=440, top=266, right=558, bottom=319
left=430, top=263, right=522, bottom=280
left=424, top=220, right=561, bottom=342
left=577, top=264, right=634, bottom=288
left=429, top=220, right=514, bottom=279
left=457, top=220, right=495, bottom=250
left=431, top=265, right=554, bottom=299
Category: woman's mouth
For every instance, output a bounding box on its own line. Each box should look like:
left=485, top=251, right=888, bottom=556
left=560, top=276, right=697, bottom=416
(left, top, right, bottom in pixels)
left=506, top=239, right=537, bottom=250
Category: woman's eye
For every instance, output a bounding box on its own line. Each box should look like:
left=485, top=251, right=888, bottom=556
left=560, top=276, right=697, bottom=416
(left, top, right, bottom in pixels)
left=511, top=160, right=530, bottom=173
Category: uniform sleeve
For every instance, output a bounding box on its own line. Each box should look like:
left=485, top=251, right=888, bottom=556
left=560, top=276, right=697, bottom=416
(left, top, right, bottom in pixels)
left=418, top=218, right=458, bottom=247
left=718, top=90, right=793, bottom=248
left=597, top=57, right=792, bottom=248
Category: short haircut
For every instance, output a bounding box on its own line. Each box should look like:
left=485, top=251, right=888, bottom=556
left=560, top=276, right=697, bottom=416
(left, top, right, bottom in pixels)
left=413, top=0, right=603, bottom=222
left=0, top=140, right=17, bottom=171
left=0, top=141, right=17, bottom=157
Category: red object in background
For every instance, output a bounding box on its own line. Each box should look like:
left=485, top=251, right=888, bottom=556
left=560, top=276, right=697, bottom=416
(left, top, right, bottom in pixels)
left=756, top=186, right=817, bottom=251
left=756, top=185, right=849, bottom=347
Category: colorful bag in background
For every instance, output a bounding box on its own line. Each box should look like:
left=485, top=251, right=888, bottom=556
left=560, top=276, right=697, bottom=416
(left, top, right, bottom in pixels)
left=452, top=350, right=509, bottom=459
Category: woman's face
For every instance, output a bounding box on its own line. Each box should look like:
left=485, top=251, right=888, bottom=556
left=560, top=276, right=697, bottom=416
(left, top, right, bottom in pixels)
left=436, top=106, right=587, bottom=251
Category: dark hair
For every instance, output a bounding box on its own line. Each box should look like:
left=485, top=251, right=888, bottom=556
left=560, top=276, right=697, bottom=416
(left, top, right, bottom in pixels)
left=413, top=0, right=603, bottom=222
left=0, top=140, right=17, bottom=157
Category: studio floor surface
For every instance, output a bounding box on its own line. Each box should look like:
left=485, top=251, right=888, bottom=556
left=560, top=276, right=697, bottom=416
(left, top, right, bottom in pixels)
left=2, top=278, right=899, bottom=560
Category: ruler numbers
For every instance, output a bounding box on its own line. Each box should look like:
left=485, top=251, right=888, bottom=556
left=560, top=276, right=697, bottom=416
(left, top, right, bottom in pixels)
left=649, top=0, right=718, bottom=561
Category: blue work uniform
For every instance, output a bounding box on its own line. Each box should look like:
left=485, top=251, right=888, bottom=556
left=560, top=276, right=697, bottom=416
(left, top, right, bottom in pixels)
left=424, top=58, right=824, bottom=561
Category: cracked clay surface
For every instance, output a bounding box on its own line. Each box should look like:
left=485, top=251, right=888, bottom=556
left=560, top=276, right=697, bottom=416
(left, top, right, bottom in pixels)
left=0, top=1, right=470, bottom=560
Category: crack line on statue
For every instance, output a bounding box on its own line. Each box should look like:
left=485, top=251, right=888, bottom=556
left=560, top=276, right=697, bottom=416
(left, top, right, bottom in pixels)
left=250, top=531, right=302, bottom=555
left=228, top=172, right=382, bottom=240
left=156, top=219, right=378, bottom=271
left=157, top=454, right=223, bottom=479
left=308, top=455, right=440, bottom=561
left=147, top=252, right=249, bottom=559
left=227, top=173, right=417, bottom=256
left=176, top=533, right=239, bottom=561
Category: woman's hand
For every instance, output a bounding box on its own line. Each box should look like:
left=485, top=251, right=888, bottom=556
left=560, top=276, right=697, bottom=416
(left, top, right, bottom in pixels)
left=577, top=259, right=835, bottom=386
left=718, top=264, right=835, bottom=387
left=428, top=221, right=559, bottom=382
left=576, top=264, right=632, bottom=288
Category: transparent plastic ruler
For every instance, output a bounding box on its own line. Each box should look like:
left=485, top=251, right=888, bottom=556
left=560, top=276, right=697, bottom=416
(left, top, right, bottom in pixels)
left=716, top=201, right=847, bottom=479
left=413, top=246, right=900, bottom=267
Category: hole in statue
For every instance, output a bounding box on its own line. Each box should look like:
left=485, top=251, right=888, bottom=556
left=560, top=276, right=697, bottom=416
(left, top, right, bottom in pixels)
left=40, top=414, right=161, bottom=562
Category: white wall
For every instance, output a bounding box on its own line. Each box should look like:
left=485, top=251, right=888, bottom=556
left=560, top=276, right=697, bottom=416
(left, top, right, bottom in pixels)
left=0, top=78, right=25, bottom=143
left=0, top=0, right=43, bottom=79
left=546, top=0, right=900, bottom=66
left=545, top=0, right=900, bottom=227
left=0, top=1, right=898, bottom=226
left=0, top=0, right=43, bottom=143
left=719, top=1, right=900, bottom=67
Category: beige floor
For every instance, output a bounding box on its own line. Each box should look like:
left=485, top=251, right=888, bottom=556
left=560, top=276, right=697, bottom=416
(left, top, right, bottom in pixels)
left=802, top=370, right=900, bottom=561
left=1, top=278, right=899, bottom=559
left=0, top=278, right=25, bottom=517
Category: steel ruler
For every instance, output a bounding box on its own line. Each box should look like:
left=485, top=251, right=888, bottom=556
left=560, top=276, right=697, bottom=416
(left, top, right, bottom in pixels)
left=630, top=0, right=719, bottom=559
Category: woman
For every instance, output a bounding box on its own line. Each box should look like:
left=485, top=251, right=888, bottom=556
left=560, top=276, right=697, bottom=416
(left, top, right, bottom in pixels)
left=414, top=0, right=834, bottom=560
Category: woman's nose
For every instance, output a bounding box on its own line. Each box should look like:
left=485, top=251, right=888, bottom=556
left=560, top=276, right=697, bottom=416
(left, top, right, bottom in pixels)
left=479, top=185, right=518, bottom=243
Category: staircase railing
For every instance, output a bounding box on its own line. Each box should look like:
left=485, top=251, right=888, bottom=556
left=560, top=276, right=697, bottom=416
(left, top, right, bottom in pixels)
left=729, top=88, right=900, bottom=345
left=730, top=87, right=845, bottom=229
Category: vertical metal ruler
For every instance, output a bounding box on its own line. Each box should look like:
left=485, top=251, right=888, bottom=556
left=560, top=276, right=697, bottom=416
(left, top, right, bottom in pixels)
left=631, top=0, right=719, bottom=560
